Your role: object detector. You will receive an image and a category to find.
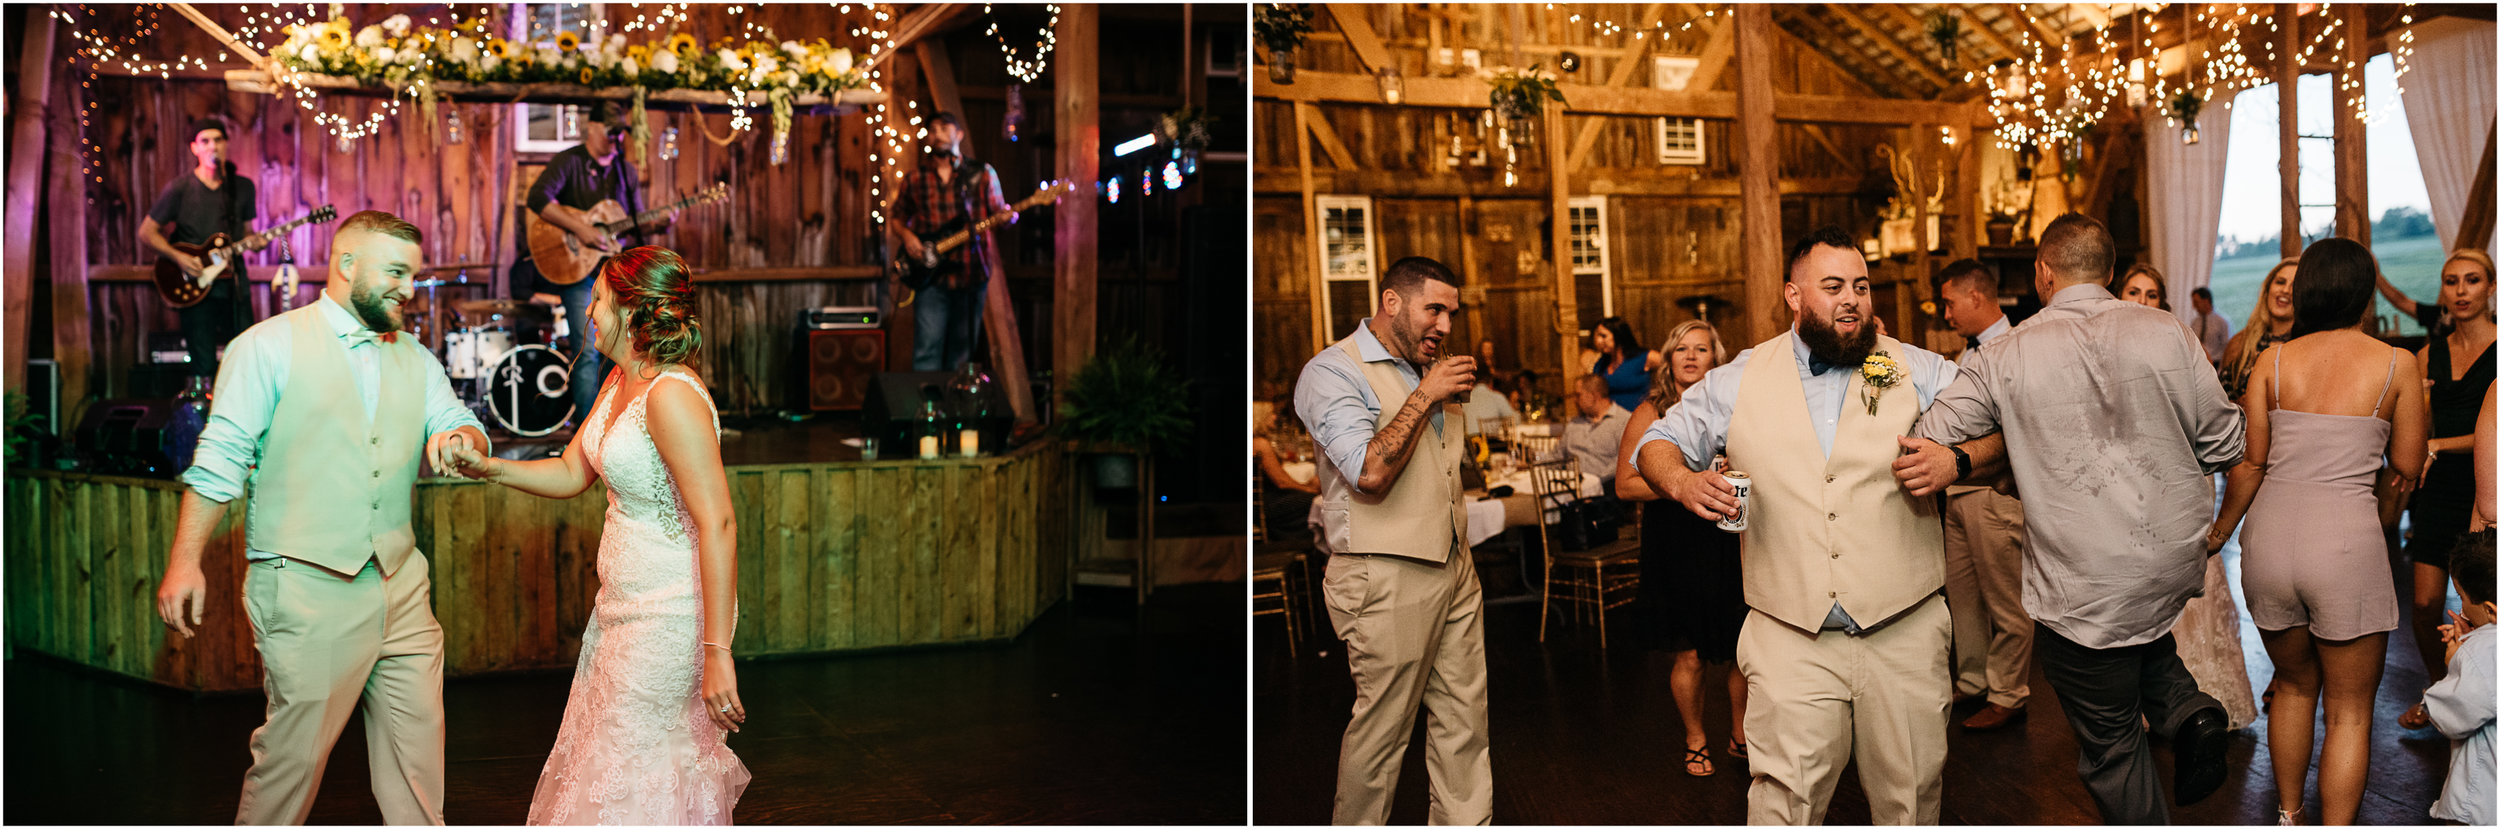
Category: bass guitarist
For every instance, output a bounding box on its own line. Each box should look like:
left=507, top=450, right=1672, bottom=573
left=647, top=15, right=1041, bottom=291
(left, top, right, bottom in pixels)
left=890, top=111, right=1014, bottom=372
left=514, top=102, right=672, bottom=423
left=139, top=117, right=268, bottom=380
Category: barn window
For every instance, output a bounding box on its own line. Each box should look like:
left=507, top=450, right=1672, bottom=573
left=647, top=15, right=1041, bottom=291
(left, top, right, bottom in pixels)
left=1568, top=196, right=1613, bottom=317
left=1316, top=195, right=1379, bottom=339
left=1655, top=118, right=1705, bottom=166
left=513, top=3, right=607, bottom=154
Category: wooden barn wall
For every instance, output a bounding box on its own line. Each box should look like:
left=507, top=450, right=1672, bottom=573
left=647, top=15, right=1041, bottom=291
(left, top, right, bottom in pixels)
left=1254, top=5, right=1958, bottom=391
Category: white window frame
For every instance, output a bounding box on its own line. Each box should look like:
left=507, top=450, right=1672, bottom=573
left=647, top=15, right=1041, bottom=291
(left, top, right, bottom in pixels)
left=512, top=3, right=606, bottom=153
left=1651, top=56, right=1706, bottom=165
left=1315, top=195, right=1379, bottom=339
left=1567, top=196, right=1613, bottom=317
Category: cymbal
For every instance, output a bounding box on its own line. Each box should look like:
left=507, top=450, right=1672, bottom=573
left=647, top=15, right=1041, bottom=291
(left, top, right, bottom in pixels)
left=453, top=299, right=556, bottom=321
left=411, top=278, right=494, bottom=289
left=424, top=262, right=496, bottom=273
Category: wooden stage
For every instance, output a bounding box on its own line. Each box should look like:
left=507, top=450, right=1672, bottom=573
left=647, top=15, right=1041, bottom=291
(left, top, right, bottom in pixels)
left=5, top=435, right=1075, bottom=693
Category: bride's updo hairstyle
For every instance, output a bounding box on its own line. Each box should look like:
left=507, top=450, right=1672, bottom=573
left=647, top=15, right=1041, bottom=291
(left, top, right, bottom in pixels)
left=600, top=246, right=704, bottom=366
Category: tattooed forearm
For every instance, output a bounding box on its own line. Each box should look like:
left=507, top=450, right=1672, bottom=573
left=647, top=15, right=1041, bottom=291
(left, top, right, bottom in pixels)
left=1357, top=391, right=1436, bottom=494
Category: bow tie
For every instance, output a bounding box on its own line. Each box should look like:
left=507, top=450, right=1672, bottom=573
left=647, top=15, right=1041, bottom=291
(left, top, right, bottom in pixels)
left=1966, top=335, right=1983, bottom=352
left=341, top=329, right=397, bottom=348
left=1808, top=358, right=1838, bottom=376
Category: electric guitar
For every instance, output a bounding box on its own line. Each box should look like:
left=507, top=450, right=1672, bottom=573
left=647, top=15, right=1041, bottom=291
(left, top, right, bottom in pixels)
left=153, top=206, right=336, bottom=309
left=525, top=183, right=729, bottom=285
left=891, top=181, right=1073, bottom=295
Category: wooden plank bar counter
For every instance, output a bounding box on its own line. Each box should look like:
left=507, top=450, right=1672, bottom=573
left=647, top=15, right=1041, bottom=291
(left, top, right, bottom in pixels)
left=5, top=438, right=1075, bottom=693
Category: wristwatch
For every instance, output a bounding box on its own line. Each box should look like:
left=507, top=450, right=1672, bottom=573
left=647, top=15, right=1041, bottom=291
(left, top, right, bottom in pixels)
left=1947, top=444, right=1972, bottom=481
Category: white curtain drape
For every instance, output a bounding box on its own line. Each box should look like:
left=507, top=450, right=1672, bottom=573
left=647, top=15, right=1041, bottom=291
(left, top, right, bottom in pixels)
left=2144, top=87, right=2238, bottom=323
left=2400, top=17, right=2498, bottom=253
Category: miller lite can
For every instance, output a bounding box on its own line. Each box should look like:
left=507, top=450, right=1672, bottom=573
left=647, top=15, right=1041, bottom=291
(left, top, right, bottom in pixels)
left=1716, top=471, right=1752, bottom=533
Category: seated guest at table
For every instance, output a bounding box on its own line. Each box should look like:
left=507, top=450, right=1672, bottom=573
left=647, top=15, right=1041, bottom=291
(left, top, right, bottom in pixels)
left=2208, top=236, right=2427, bottom=826
left=2427, top=529, right=2495, bottom=826
left=1562, top=373, right=1630, bottom=491
left=2189, top=287, right=2233, bottom=367
left=1635, top=226, right=1975, bottom=824
left=2220, top=257, right=2298, bottom=401
left=1254, top=396, right=1319, bottom=548
left=1613, top=319, right=1747, bottom=778
left=1293, top=255, right=1490, bottom=825
left=1509, top=368, right=1543, bottom=412
left=1461, top=372, right=1521, bottom=436
left=2114, top=262, right=2172, bottom=311
left=1581, top=316, right=1661, bottom=414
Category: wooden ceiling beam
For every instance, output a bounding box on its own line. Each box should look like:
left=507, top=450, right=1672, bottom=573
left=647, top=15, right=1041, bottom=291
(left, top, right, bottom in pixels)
left=1822, top=5, right=1952, bottom=93
left=1771, top=17, right=1877, bottom=98
left=1255, top=69, right=1984, bottom=126
left=1323, top=4, right=1397, bottom=75
left=1566, top=3, right=1672, bottom=170
left=1778, top=8, right=1918, bottom=98
left=1999, top=3, right=2058, bottom=47
left=1965, top=5, right=2029, bottom=65
left=1878, top=4, right=1953, bottom=68
left=1683, top=11, right=1739, bottom=92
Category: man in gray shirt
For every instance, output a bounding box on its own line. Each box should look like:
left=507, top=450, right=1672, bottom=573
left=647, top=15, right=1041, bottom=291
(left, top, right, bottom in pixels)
left=1562, top=373, right=1631, bottom=490
left=1901, top=214, right=2246, bottom=823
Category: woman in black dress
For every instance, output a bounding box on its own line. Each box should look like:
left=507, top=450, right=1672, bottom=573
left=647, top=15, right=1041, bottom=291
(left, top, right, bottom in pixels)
left=2401, top=249, right=2495, bottom=730
left=1613, top=319, right=1746, bottom=777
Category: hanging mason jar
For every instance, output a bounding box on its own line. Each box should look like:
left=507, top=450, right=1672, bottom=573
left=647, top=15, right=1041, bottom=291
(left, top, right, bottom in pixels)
left=1003, top=83, right=1026, bottom=142
left=444, top=108, right=464, bottom=145
left=769, top=127, right=790, bottom=166
left=662, top=127, right=681, bottom=161
left=1268, top=48, right=1296, bottom=84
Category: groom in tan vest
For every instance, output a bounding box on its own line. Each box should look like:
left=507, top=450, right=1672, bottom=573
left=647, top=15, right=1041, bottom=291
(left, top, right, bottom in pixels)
left=155, top=210, right=487, bottom=825
left=1636, top=227, right=2002, bottom=824
left=1293, top=255, right=1492, bottom=825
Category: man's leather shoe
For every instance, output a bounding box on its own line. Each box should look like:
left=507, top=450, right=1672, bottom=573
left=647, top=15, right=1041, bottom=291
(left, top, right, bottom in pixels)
left=2173, top=708, right=2229, bottom=806
left=1961, top=703, right=2026, bottom=731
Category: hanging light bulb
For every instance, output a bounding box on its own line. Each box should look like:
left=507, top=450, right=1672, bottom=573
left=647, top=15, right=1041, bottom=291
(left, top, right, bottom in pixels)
left=445, top=108, right=464, bottom=145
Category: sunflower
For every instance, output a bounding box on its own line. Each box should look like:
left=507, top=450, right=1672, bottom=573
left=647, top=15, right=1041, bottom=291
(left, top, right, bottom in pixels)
left=626, top=44, right=650, bottom=62
left=484, top=38, right=513, bottom=59
left=667, top=32, right=697, bottom=55
left=318, top=26, right=349, bottom=49
left=554, top=30, right=581, bottom=52
left=579, top=67, right=594, bottom=85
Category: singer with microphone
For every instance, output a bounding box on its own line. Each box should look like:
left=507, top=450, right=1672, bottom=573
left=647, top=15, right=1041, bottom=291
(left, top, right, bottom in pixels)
left=138, top=116, right=269, bottom=379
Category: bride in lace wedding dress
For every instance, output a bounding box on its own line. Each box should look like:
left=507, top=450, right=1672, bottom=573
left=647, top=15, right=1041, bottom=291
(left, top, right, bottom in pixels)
left=452, top=247, right=750, bottom=824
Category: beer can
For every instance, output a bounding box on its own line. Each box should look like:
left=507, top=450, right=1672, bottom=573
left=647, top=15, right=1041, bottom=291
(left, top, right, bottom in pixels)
left=1716, top=471, right=1752, bottom=533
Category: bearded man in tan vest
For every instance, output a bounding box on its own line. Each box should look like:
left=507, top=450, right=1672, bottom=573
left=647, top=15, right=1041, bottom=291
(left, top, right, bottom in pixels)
left=1293, top=255, right=1492, bottom=825
left=1635, top=227, right=2006, bottom=824
left=155, top=211, right=488, bottom=825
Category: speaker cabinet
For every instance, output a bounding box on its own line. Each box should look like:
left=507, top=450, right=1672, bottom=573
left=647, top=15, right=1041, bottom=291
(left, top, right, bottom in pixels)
left=798, top=329, right=886, bottom=412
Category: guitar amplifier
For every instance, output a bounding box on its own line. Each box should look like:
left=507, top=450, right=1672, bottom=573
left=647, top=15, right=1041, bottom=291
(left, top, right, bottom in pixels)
left=800, top=306, right=882, bottom=330
left=74, top=398, right=179, bottom=478
left=796, top=328, right=887, bottom=412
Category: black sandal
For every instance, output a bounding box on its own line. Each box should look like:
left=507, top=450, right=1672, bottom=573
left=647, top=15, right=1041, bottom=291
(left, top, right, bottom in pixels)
left=1682, top=746, right=1715, bottom=777
left=1728, top=740, right=1748, bottom=760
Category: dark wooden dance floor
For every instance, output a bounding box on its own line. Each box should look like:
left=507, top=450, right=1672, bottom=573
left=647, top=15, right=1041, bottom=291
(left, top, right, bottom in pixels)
left=1253, top=543, right=2457, bottom=825
left=6, top=583, right=1245, bottom=825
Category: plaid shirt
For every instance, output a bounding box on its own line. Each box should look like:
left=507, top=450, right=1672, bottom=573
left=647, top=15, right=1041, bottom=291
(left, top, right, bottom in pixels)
left=893, top=152, right=1008, bottom=290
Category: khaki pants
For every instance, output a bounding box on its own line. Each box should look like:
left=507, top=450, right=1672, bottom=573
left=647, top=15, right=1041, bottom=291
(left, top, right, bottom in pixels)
left=1736, top=595, right=1951, bottom=825
left=235, top=553, right=447, bottom=825
left=1322, top=547, right=1493, bottom=826
left=1943, top=488, right=2031, bottom=708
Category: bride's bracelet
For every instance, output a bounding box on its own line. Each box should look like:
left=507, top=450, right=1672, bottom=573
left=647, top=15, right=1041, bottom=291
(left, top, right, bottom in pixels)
left=701, top=641, right=732, bottom=653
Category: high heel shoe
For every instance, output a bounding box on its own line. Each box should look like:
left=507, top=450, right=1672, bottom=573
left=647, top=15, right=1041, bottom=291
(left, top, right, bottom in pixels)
left=2276, top=806, right=2303, bottom=825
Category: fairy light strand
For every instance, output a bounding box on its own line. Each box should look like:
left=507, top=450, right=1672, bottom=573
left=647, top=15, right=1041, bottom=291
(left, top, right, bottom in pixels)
left=983, top=4, right=1060, bottom=84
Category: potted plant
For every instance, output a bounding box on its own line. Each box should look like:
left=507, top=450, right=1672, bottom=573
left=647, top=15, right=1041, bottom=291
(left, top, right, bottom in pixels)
left=1482, top=64, right=1566, bottom=146
left=1057, top=335, right=1195, bottom=489
left=2168, top=88, right=2206, bottom=145
left=1982, top=178, right=2030, bottom=246
left=1926, top=11, right=1962, bottom=66
left=1159, top=106, right=1217, bottom=174
left=1255, top=3, right=1314, bottom=84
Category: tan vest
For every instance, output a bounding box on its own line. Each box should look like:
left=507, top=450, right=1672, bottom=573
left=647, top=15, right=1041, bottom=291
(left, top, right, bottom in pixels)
left=1316, top=335, right=1467, bottom=563
left=1724, top=331, right=1945, bottom=632
left=246, top=303, right=428, bottom=576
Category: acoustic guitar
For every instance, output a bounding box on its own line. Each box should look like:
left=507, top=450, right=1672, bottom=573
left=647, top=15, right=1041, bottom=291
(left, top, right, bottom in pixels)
left=891, top=181, right=1073, bottom=295
left=524, top=183, right=728, bottom=285
left=153, top=206, right=336, bottom=309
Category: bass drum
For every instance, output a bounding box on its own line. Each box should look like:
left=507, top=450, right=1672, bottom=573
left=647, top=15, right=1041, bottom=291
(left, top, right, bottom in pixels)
left=485, top=344, right=575, bottom=437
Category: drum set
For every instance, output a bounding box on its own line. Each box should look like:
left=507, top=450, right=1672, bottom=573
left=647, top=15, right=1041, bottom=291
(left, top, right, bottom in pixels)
left=409, top=266, right=580, bottom=438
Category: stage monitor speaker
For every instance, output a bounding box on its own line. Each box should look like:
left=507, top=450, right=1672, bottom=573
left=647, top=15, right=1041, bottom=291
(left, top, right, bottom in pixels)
left=860, top=371, right=1012, bottom=451
left=128, top=363, right=192, bottom=399
left=797, top=328, right=886, bottom=412
left=75, top=398, right=178, bottom=478
left=26, top=359, right=58, bottom=435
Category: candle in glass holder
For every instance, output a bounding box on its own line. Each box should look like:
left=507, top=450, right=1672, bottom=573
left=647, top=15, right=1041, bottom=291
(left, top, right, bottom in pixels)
left=959, top=428, right=980, bottom=457
left=918, top=434, right=940, bottom=460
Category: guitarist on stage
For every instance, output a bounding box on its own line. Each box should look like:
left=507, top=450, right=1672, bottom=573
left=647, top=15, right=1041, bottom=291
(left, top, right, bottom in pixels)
left=513, top=102, right=672, bottom=423
left=139, top=117, right=268, bottom=380
left=889, top=111, right=1014, bottom=372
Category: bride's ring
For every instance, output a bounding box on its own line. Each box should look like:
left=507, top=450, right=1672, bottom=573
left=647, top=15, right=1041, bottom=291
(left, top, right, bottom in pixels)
left=718, top=704, right=731, bottom=714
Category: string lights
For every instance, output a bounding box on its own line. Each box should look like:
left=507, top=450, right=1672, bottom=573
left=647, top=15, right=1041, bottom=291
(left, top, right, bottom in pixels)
left=856, top=2, right=901, bottom=224
left=983, top=4, right=1061, bottom=84
left=1545, top=3, right=1731, bottom=42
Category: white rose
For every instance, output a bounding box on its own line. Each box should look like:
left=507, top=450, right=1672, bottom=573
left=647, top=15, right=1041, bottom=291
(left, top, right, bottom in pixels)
left=778, top=69, right=800, bottom=88
left=717, top=48, right=745, bottom=71
left=753, top=53, right=779, bottom=74
left=381, top=14, right=411, bottom=37
left=620, top=57, right=639, bottom=78
left=827, top=47, right=854, bottom=76
left=450, top=37, right=478, bottom=63
left=356, top=25, right=384, bottom=48
left=608, top=34, right=627, bottom=52
left=373, top=45, right=397, bottom=64
left=404, top=46, right=425, bottom=66
left=299, top=43, right=321, bottom=62
left=746, top=66, right=767, bottom=87
left=536, top=46, right=560, bottom=66
left=651, top=50, right=679, bottom=74
left=481, top=54, right=501, bottom=72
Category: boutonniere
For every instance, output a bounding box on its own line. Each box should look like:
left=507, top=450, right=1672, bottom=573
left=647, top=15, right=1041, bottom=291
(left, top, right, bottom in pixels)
left=1859, top=352, right=1903, bottom=415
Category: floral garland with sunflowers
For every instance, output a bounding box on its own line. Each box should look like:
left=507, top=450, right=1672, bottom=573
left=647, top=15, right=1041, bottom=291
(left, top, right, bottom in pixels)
left=268, top=15, right=871, bottom=154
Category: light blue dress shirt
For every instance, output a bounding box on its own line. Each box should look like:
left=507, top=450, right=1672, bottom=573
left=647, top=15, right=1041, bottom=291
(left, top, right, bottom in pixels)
left=2428, top=623, right=2495, bottom=825
left=1632, top=327, right=1957, bottom=631
left=1293, top=321, right=1440, bottom=488
left=179, top=293, right=487, bottom=561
